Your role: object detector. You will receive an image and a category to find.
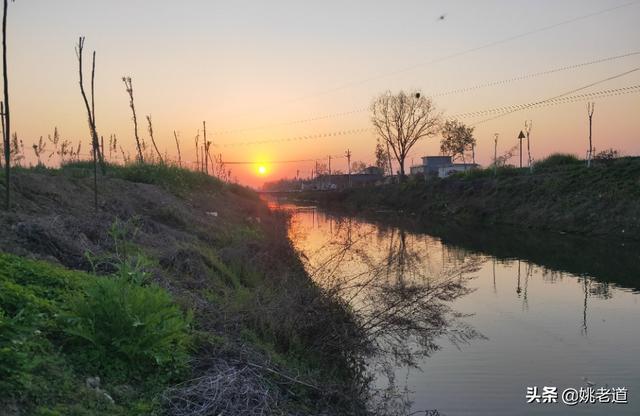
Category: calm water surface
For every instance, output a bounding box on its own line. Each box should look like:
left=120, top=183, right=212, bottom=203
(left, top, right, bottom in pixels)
left=277, top=202, right=640, bottom=415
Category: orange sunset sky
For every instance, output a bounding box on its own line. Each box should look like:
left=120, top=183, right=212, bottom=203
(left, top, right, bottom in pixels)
left=6, top=0, right=640, bottom=187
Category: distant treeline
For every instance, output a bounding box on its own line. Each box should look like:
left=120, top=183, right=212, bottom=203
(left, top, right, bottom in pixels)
left=294, top=154, right=640, bottom=241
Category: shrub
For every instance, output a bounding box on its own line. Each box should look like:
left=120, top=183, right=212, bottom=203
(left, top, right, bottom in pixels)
left=64, top=276, right=191, bottom=381
left=0, top=254, right=83, bottom=400
left=446, top=165, right=521, bottom=180
left=594, top=148, right=620, bottom=166
left=0, top=308, right=39, bottom=395
left=0, top=252, right=190, bottom=412
left=61, top=161, right=224, bottom=194
left=85, top=217, right=154, bottom=284
left=534, top=153, right=581, bottom=170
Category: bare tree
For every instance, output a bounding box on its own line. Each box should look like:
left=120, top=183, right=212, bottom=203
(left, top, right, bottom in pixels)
left=495, top=144, right=519, bottom=168
left=173, top=130, right=182, bottom=167
left=76, top=37, right=103, bottom=210
left=32, top=136, right=46, bottom=166
left=203, top=121, right=212, bottom=175
left=374, top=138, right=390, bottom=176
left=371, top=91, right=440, bottom=179
left=76, top=38, right=105, bottom=170
left=440, top=119, right=476, bottom=166
left=122, top=76, right=144, bottom=162
left=108, top=134, right=117, bottom=162
left=214, top=153, right=229, bottom=181
left=351, top=160, right=367, bottom=174
left=119, top=145, right=129, bottom=164
left=2, top=0, right=14, bottom=209
left=47, top=127, right=59, bottom=162
left=194, top=130, right=200, bottom=171
left=9, top=132, right=22, bottom=166
left=145, top=115, right=163, bottom=163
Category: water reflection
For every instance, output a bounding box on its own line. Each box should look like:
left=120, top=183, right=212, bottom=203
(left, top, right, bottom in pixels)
left=293, top=211, right=484, bottom=367
left=275, top=201, right=640, bottom=415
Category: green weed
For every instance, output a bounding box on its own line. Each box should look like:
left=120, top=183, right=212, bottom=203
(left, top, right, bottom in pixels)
left=63, top=275, right=191, bottom=381
left=62, top=161, right=224, bottom=194
left=0, top=250, right=191, bottom=414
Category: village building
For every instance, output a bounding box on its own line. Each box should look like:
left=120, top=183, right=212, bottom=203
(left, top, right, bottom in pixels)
left=410, top=156, right=479, bottom=178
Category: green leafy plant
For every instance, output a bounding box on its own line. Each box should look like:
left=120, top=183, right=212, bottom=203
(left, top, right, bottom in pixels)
left=0, top=308, right=38, bottom=395
left=64, top=276, right=191, bottom=381
left=85, top=217, right=153, bottom=285
left=1, top=249, right=190, bottom=413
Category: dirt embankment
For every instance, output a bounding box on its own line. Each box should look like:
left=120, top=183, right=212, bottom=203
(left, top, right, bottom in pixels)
left=0, top=166, right=366, bottom=415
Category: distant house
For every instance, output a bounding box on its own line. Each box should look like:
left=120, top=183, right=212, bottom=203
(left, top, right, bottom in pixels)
left=360, top=166, right=384, bottom=176
left=410, top=156, right=479, bottom=178
left=301, top=167, right=383, bottom=191
left=409, top=165, right=424, bottom=175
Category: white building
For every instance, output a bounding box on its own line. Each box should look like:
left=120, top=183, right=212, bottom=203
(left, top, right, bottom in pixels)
left=410, top=156, right=479, bottom=178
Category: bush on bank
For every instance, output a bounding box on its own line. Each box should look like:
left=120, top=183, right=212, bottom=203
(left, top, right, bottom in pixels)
left=0, top=252, right=191, bottom=415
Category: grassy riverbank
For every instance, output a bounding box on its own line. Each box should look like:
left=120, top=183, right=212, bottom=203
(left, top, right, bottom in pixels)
left=296, top=155, right=640, bottom=241
left=0, top=163, right=367, bottom=415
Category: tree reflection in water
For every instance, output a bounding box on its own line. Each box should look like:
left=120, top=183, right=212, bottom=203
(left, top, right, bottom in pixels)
left=291, top=214, right=485, bottom=413
left=282, top=203, right=633, bottom=415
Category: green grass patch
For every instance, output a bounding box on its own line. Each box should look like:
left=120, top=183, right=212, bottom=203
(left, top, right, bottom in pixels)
left=63, top=276, right=191, bottom=382
left=534, top=152, right=582, bottom=170
left=0, top=252, right=191, bottom=415
left=61, top=161, right=224, bottom=194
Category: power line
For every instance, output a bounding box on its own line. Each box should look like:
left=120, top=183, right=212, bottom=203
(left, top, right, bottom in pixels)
left=213, top=107, right=369, bottom=136
left=217, top=0, right=640, bottom=123
left=213, top=51, right=640, bottom=136
left=455, top=84, right=640, bottom=119
left=80, top=79, right=638, bottom=170
left=215, top=82, right=640, bottom=148
left=215, top=127, right=373, bottom=148
left=221, top=154, right=347, bottom=165
left=432, top=51, right=640, bottom=97
left=470, top=66, right=640, bottom=125
left=91, top=81, right=640, bottom=165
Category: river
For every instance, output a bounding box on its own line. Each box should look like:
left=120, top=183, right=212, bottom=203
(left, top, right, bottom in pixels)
left=275, top=201, right=639, bottom=415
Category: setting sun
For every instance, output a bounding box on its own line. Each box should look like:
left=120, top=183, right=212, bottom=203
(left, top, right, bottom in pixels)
left=257, top=165, right=267, bottom=175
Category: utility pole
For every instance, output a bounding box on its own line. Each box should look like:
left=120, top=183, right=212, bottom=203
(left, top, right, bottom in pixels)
left=517, top=130, right=526, bottom=168
left=587, top=102, right=595, bottom=167
left=493, top=133, right=499, bottom=177
left=328, top=155, right=332, bottom=188
left=203, top=121, right=210, bottom=175
left=345, top=149, right=352, bottom=188
left=525, top=120, right=533, bottom=172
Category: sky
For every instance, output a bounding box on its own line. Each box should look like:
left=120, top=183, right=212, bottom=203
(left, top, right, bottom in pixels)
left=6, top=0, right=640, bottom=187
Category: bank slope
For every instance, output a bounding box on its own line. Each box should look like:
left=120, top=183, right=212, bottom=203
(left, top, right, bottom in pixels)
left=0, top=163, right=367, bottom=416
left=299, top=156, right=640, bottom=240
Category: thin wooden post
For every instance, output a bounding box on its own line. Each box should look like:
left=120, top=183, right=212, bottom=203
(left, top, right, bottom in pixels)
left=493, top=133, right=498, bottom=177
left=173, top=130, right=182, bottom=167
left=525, top=120, right=533, bottom=172
left=3, top=0, right=11, bottom=209
left=345, top=149, right=352, bottom=188
left=587, top=102, right=595, bottom=167
left=122, top=77, right=143, bottom=163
